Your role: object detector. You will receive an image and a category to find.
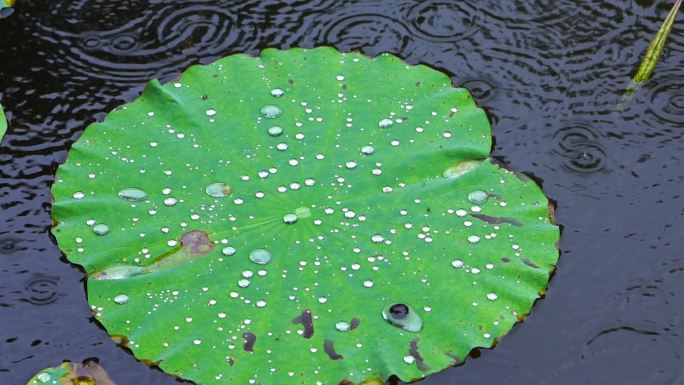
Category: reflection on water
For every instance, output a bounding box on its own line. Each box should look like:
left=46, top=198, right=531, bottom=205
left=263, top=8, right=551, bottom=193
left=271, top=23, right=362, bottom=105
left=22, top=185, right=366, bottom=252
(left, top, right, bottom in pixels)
left=0, top=1, right=682, bottom=384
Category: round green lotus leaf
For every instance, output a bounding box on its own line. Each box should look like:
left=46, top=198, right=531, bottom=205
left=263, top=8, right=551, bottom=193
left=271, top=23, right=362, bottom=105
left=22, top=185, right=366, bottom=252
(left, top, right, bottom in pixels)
left=51, top=47, right=559, bottom=385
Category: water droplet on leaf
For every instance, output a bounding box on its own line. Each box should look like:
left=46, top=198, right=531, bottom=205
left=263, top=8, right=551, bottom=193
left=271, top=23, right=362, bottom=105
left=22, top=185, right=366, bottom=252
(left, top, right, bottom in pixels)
left=261, top=105, right=282, bottom=119
left=249, top=249, right=272, bottom=265
left=378, top=118, right=393, bottom=128
left=283, top=213, right=298, bottom=224
left=205, top=183, right=233, bottom=198
left=335, top=322, right=350, bottom=332
left=382, top=303, right=423, bottom=332
left=93, top=224, right=110, bottom=236
left=268, top=126, right=283, bottom=137
left=468, top=190, right=488, bottom=204
left=222, top=246, right=236, bottom=256
left=118, top=188, right=147, bottom=202
left=270, top=88, right=284, bottom=98
left=114, top=294, right=129, bottom=304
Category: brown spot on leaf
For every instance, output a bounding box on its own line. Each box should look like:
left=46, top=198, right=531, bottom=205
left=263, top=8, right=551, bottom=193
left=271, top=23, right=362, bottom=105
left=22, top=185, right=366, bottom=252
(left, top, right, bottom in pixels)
left=180, top=230, right=214, bottom=255
left=243, top=332, right=256, bottom=352
left=324, top=339, right=343, bottom=360
left=409, top=338, right=430, bottom=371
left=471, top=213, right=522, bottom=227
left=292, top=309, right=314, bottom=338
left=522, top=258, right=540, bottom=268
left=350, top=317, right=360, bottom=330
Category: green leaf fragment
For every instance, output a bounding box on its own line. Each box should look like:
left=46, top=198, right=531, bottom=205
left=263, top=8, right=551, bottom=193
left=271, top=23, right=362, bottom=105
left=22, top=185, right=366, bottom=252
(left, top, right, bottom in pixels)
left=621, top=0, right=682, bottom=108
left=51, top=47, right=560, bottom=385
left=0, top=0, right=14, bottom=9
left=633, top=0, right=682, bottom=84
left=25, top=362, right=114, bottom=385
left=0, top=104, right=6, bottom=140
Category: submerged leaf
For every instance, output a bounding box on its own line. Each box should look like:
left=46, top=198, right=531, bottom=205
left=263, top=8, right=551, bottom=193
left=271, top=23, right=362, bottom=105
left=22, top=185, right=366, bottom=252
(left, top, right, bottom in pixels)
left=51, top=47, right=559, bottom=385
left=25, top=362, right=114, bottom=385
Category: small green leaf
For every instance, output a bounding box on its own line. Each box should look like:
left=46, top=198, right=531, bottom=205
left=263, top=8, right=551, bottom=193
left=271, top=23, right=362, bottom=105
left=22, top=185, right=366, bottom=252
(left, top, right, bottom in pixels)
left=0, top=104, right=6, bottom=139
left=51, top=47, right=559, bottom=385
left=0, top=0, right=15, bottom=9
left=633, top=0, right=681, bottom=84
left=25, top=362, right=114, bottom=385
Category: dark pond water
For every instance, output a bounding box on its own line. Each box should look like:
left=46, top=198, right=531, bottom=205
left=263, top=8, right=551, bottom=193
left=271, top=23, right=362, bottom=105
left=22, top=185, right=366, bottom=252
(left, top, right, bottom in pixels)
left=0, top=1, right=683, bottom=384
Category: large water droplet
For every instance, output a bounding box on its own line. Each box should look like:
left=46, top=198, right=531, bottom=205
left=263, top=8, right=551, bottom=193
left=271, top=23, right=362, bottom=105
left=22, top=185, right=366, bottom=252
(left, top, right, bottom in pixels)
left=378, top=118, right=394, bottom=128
left=118, top=187, right=147, bottom=202
left=335, top=321, right=350, bottom=332
left=91, top=265, right=143, bottom=280
left=361, top=145, right=375, bottom=155
left=36, top=372, right=51, bottom=383
left=93, top=224, right=110, bottom=236
left=268, top=126, right=283, bottom=137
left=114, top=294, right=129, bottom=304
left=261, top=105, right=282, bottom=119
left=468, top=190, right=488, bottom=204
left=205, top=183, right=233, bottom=198
left=271, top=88, right=284, bottom=98
left=382, top=303, right=423, bottom=332
left=249, top=249, right=272, bottom=265
left=283, top=213, right=298, bottom=224
left=222, top=246, right=236, bottom=256
left=443, top=160, right=481, bottom=179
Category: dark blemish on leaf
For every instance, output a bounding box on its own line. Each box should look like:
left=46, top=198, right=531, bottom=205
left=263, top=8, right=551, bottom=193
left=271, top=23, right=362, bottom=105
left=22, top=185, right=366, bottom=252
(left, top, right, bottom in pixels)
left=339, top=380, right=354, bottom=385
left=323, top=339, right=343, bottom=360
left=180, top=230, right=214, bottom=255
left=288, top=78, right=294, bottom=85
left=470, top=213, right=522, bottom=227
left=445, top=351, right=462, bottom=365
left=227, top=357, right=234, bottom=366
left=350, top=317, right=360, bottom=330
left=243, top=332, right=256, bottom=352
left=292, top=309, right=314, bottom=338
left=522, top=258, right=540, bottom=269
left=409, top=338, right=429, bottom=371
left=501, top=257, right=511, bottom=263
left=415, top=81, right=421, bottom=87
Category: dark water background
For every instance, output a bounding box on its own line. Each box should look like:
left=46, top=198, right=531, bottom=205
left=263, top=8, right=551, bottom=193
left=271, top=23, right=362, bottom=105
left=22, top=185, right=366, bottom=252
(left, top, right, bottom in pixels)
left=0, top=1, right=683, bottom=384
